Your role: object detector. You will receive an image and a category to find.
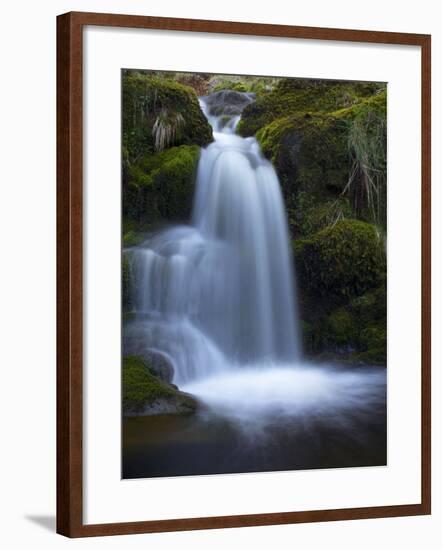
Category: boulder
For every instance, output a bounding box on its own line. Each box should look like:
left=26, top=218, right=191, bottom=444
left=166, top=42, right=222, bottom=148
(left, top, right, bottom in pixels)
left=202, top=90, right=255, bottom=116
left=122, top=331, right=174, bottom=383
left=122, top=356, right=197, bottom=417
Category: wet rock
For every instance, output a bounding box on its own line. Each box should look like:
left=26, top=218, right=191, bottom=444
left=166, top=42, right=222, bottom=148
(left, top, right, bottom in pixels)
left=202, top=90, right=255, bottom=116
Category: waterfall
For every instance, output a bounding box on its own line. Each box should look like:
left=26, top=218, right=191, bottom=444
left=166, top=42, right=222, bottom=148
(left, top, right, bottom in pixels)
left=128, top=90, right=301, bottom=384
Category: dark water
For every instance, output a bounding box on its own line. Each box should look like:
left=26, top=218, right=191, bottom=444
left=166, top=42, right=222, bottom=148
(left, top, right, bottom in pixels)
left=122, top=367, right=386, bottom=479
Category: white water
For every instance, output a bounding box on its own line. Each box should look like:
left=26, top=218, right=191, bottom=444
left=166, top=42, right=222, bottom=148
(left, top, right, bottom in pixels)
left=181, top=365, right=386, bottom=431
left=129, top=91, right=301, bottom=385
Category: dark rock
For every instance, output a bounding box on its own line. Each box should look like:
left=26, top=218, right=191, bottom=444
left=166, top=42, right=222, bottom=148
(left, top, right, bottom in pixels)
left=143, top=350, right=174, bottom=383
left=202, top=90, right=255, bottom=116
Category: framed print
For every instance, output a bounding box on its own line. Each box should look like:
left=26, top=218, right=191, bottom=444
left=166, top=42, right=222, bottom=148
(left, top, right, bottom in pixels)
left=57, top=11, right=431, bottom=537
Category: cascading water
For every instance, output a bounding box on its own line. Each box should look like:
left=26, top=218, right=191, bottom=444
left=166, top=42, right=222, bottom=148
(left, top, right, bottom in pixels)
left=128, top=90, right=301, bottom=385
left=122, top=86, right=387, bottom=480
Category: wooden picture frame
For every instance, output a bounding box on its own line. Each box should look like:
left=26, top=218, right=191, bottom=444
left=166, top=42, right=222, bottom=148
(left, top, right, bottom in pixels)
left=57, top=11, right=431, bottom=537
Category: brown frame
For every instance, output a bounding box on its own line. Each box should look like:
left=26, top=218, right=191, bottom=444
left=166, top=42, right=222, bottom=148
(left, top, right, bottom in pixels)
left=57, top=11, right=431, bottom=538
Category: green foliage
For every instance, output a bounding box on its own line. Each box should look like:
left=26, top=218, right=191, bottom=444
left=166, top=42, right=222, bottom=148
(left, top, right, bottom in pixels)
left=295, top=219, right=386, bottom=302
left=122, top=356, right=197, bottom=414
left=124, top=145, right=200, bottom=226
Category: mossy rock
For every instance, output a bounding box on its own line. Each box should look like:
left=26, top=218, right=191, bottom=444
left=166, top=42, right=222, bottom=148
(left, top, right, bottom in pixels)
left=256, top=92, right=386, bottom=196
left=290, top=197, right=354, bottom=238
left=300, top=284, right=386, bottom=364
left=123, top=356, right=198, bottom=416
left=274, top=114, right=348, bottom=197
left=124, top=144, right=200, bottom=226
left=122, top=70, right=212, bottom=162
left=239, top=85, right=386, bottom=237
left=327, top=308, right=357, bottom=347
left=237, top=78, right=385, bottom=137
left=294, top=219, right=386, bottom=304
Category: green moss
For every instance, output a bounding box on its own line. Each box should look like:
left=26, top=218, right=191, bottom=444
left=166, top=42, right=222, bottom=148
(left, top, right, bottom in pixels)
left=327, top=309, right=356, bottom=346
left=238, top=85, right=387, bottom=236
left=122, top=356, right=197, bottom=414
left=122, top=70, right=212, bottom=162
left=295, top=220, right=386, bottom=362
left=124, top=144, right=200, bottom=226
left=349, top=285, right=386, bottom=326
left=123, top=356, right=175, bottom=412
left=300, top=282, right=386, bottom=364
left=123, top=230, right=146, bottom=247
left=238, top=79, right=385, bottom=137
left=295, top=219, right=386, bottom=303
left=252, top=111, right=350, bottom=237
left=208, top=75, right=277, bottom=94
left=295, top=198, right=354, bottom=237
left=256, top=93, right=386, bottom=198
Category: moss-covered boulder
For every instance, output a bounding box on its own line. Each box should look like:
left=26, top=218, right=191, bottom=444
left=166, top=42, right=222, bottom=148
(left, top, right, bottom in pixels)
left=124, top=144, right=200, bottom=226
left=292, top=198, right=353, bottom=238
left=123, top=356, right=198, bottom=416
left=238, top=78, right=384, bottom=137
left=122, top=70, right=212, bottom=161
left=295, top=219, right=385, bottom=304
left=297, top=260, right=386, bottom=364
left=322, top=288, right=386, bottom=361
left=238, top=81, right=386, bottom=237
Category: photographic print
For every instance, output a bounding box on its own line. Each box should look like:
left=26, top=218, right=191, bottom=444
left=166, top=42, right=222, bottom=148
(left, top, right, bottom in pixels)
left=121, top=70, right=387, bottom=479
